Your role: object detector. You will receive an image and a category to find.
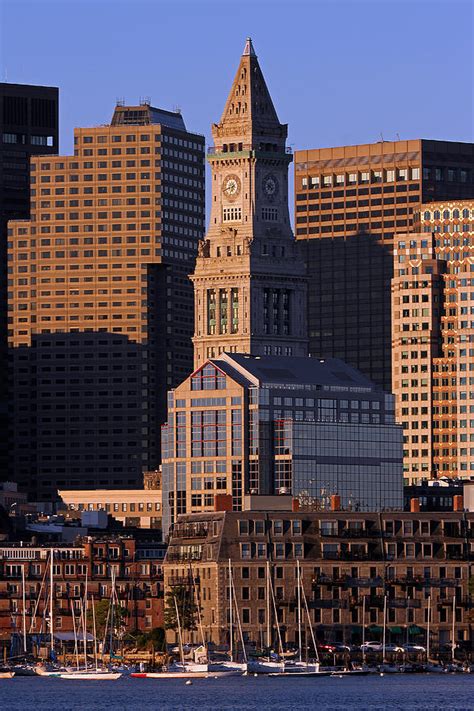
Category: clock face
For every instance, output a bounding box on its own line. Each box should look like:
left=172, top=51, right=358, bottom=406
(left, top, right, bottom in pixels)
left=263, top=174, right=279, bottom=199
left=222, top=174, right=241, bottom=199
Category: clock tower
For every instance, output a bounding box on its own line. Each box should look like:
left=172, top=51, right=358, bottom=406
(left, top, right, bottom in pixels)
left=191, top=38, right=308, bottom=366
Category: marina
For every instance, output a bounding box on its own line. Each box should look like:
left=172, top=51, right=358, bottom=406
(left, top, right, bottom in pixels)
left=1, top=673, right=474, bottom=710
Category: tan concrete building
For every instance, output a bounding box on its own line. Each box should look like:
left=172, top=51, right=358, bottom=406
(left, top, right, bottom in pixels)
left=59, top=487, right=162, bottom=529
left=294, top=140, right=474, bottom=391
left=7, top=102, right=205, bottom=500
left=392, top=200, right=474, bottom=482
left=164, top=508, right=474, bottom=651
left=191, top=38, right=307, bottom=367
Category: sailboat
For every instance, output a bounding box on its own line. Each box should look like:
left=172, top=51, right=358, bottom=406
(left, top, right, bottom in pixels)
left=58, top=593, right=121, bottom=680
left=248, top=562, right=285, bottom=674
left=132, top=594, right=208, bottom=679
left=268, top=561, right=329, bottom=677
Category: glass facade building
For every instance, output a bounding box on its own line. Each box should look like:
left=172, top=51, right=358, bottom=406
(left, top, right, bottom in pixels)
left=162, top=354, right=403, bottom=534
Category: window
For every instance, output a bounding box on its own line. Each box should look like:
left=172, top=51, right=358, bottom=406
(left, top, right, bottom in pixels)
left=273, top=519, right=283, bottom=535
left=239, top=520, right=249, bottom=535
left=223, top=206, right=241, bottom=222
left=292, top=520, right=302, bottom=535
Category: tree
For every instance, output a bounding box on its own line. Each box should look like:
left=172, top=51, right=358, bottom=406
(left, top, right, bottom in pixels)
left=164, top=585, right=199, bottom=632
left=88, top=598, right=127, bottom=639
left=136, top=627, right=166, bottom=651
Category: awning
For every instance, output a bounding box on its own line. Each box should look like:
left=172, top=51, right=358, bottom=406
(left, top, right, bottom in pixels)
left=368, top=625, right=383, bottom=633
left=390, top=626, right=403, bottom=634
left=408, top=625, right=423, bottom=635
left=54, top=632, right=94, bottom=642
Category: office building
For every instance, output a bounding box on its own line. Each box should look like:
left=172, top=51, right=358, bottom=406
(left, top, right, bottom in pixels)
left=59, top=487, right=162, bottom=529
left=161, top=353, right=403, bottom=534
left=191, top=37, right=307, bottom=367
left=0, top=83, right=59, bottom=478
left=392, top=199, right=474, bottom=482
left=294, top=140, right=474, bottom=390
left=164, top=507, right=473, bottom=649
left=7, top=101, right=205, bottom=500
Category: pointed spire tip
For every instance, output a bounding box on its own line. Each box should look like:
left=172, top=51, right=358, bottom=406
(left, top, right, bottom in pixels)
left=243, top=37, right=256, bottom=57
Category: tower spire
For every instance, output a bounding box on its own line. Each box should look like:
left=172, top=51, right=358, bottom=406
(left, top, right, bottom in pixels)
left=214, top=38, right=283, bottom=142
left=242, top=37, right=256, bottom=57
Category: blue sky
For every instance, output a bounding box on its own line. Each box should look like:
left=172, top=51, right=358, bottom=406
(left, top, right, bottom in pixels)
left=1, top=0, right=472, bottom=167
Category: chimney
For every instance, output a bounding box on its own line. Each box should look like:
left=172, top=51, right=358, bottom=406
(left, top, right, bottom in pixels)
left=214, top=494, right=233, bottom=512
left=453, top=495, right=464, bottom=512
left=410, top=498, right=420, bottom=513
left=292, top=498, right=300, bottom=512
left=331, top=494, right=341, bottom=512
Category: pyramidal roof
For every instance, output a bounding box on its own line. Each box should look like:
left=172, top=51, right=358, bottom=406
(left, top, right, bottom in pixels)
left=215, top=38, right=284, bottom=139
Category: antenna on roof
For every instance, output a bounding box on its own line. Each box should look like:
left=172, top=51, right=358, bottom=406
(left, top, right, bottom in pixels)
left=379, top=132, right=384, bottom=142
left=116, top=97, right=125, bottom=107
left=140, top=96, right=151, bottom=106
left=396, top=132, right=401, bottom=141
left=173, top=105, right=182, bottom=115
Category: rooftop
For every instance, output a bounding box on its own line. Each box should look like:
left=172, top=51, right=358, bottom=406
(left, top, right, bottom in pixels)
left=215, top=353, right=378, bottom=391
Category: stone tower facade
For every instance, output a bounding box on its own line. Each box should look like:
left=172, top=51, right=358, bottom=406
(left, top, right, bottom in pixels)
left=191, top=39, right=307, bottom=366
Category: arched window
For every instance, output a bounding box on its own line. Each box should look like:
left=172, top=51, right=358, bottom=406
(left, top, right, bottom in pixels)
left=443, top=210, right=450, bottom=220
left=462, top=208, right=469, bottom=219
left=434, top=210, right=440, bottom=220
left=453, top=209, right=460, bottom=219
left=423, top=211, right=431, bottom=220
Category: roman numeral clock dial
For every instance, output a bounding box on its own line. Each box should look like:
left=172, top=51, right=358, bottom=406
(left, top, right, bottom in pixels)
left=222, top=174, right=241, bottom=199
left=263, top=173, right=279, bottom=201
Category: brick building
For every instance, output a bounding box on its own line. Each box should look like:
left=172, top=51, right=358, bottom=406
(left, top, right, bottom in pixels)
left=0, top=536, right=165, bottom=652
left=164, top=507, right=474, bottom=651
left=7, top=102, right=205, bottom=500
left=392, top=200, right=474, bottom=482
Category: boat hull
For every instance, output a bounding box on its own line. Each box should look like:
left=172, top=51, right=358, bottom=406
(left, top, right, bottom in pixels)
left=131, top=671, right=209, bottom=679
left=59, top=672, right=122, bottom=680
left=0, top=672, right=15, bottom=679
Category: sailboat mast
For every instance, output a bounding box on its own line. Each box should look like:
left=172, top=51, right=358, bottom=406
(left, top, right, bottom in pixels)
left=382, top=595, right=387, bottom=663
left=190, top=562, right=206, bottom=652
left=83, top=569, right=88, bottom=669
left=297, top=559, right=302, bottom=663
left=21, top=563, right=27, bottom=653
left=173, top=594, right=185, bottom=666
left=362, top=595, right=366, bottom=664
left=49, top=548, right=54, bottom=653
left=266, top=560, right=271, bottom=649
left=230, top=563, right=247, bottom=663
left=452, top=594, right=456, bottom=662
left=228, top=558, right=233, bottom=661
left=71, top=600, right=80, bottom=670
left=426, top=594, right=431, bottom=662
left=301, top=578, right=320, bottom=663
left=269, top=570, right=284, bottom=658
left=92, top=595, right=99, bottom=670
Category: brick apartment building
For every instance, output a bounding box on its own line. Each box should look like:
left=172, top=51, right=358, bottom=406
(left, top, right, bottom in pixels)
left=164, top=506, right=474, bottom=651
left=0, top=536, right=165, bottom=652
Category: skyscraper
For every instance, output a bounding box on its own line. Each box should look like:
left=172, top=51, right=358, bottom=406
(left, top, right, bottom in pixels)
left=0, top=83, right=59, bottom=478
left=8, top=102, right=205, bottom=501
left=392, top=200, right=474, bottom=482
left=191, top=38, right=307, bottom=366
left=294, top=140, right=474, bottom=390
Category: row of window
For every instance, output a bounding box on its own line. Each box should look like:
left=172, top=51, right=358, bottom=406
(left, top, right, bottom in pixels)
left=301, top=168, right=421, bottom=188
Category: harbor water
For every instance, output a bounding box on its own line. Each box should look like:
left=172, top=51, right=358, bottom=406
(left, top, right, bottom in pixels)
left=2, top=674, right=474, bottom=710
